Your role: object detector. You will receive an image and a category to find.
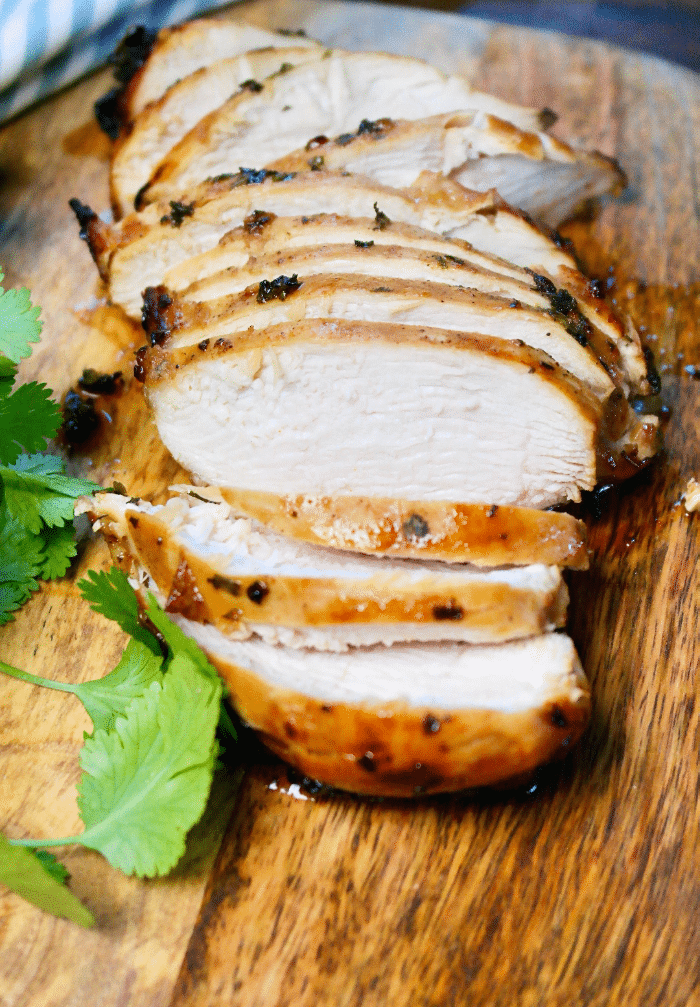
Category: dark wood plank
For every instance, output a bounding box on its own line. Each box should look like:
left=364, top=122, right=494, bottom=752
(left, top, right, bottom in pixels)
left=0, top=2, right=699, bottom=1004
left=169, top=4, right=700, bottom=1005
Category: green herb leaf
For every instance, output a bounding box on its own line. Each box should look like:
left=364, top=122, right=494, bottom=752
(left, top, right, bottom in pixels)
left=0, top=273, right=43, bottom=364
left=0, top=514, right=43, bottom=623
left=0, top=382, right=62, bottom=465
left=39, top=522, right=78, bottom=580
left=0, top=354, right=17, bottom=392
left=78, top=568, right=162, bottom=655
left=77, top=639, right=165, bottom=733
left=144, top=595, right=220, bottom=683
left=76, top=654, right=222, bottom=877
left=0, top=834, right=94, bottom=927
left=144, top=596, right=235, bottom=741
left=0, top=638, right=164, bottom=735
left=1, top=454, right=98, bottom=534
left=32, top=849, right=70, bottom=884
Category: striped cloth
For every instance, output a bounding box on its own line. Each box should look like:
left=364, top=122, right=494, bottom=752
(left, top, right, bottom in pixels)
left=0, top=0, right=233, bottom=122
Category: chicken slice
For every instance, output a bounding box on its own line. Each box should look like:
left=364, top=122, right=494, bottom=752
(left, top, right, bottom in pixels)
left=70, top=171, right=575, bottom=313
left=165, top=211, right=535, bottom=291
left=163, top=209, right=644, bottom=396
left=147, top=272, right=614, bottom=395
left=137, top=52, right=562, bottom=208
left=139, top=318, right=602, bottom=507
left=111, top=47, right=325, bottom=217
left=70, top=170, right=648, bottom=396
left=177, top=239, right=636, bottom=394
left=162, top=624, right=591, bottom=795
left=122, top=16, right=550, bottom=132
left=181, top=240, right=551, bottom=307
left=267, top=112, right=625, bottom=228
left=88, top=491, right=569, bottom=649
left=121, top=19, right=322, bottom=121
left=175, top=485, right=589, bottom=570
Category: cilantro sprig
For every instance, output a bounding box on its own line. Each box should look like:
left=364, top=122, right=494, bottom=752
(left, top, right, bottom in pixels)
left=0, top=270, right=99, bottom=622
left=1, top=570, right=230, bottom=920
left=0, top=835, right=95, bottom=928
left=0, top=277, right=235, bottom=922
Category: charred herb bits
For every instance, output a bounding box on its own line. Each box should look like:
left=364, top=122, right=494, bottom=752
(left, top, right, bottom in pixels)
left=61, top=369, right=124, bottom=447
left=257, top=274, right=301, bottom=304
left=160, top=201, right=195, bottom=228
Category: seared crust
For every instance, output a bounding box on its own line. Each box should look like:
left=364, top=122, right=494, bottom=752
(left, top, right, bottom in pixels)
left=111, top=46, right=323, bottom=216
left=183, top=486, right=590, bottom=570
left=267, top=112, right=625, bottom=218
left=91, top=496, right=568, bottom=645
left=147, top=273, right=615, bottom=395
left=141, top=315, right=603, bottom=422
left=202, top=638, right=591, bottom=797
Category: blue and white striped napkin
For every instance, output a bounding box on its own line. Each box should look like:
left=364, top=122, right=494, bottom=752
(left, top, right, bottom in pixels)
left=0, top=0, right=233, bottom=122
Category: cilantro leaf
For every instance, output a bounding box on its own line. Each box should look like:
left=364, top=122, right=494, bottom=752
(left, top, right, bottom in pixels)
left=39, top=521, right=78, bottom=580
left=0, top=274, right=43, bottom=364
left=78, top=568, right=162, bottom=655
left=76, top=654, right=222, bottom=877
left=32, top=849, right=70, bottom=884
left=0, top=580, right=37, bottom=623
left=0, top=514, right=43, bottom=623
left=1, top=454, right=97, bottom=534
left=77, top=639, right=164, bottom=733
left=0, top=834, right=94, bottom=927
left=0, top=638, right=164, bottom=734
left=144, top=595, right=220, bottom=683
left=0, top=382, right=61, bottom=465
left=145, top=596, right=235, bottom=741
left=0, top=356, right=16, bottom=398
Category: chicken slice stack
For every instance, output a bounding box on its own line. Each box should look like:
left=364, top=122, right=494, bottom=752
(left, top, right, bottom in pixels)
left=75, top=16, right=658, bottom=795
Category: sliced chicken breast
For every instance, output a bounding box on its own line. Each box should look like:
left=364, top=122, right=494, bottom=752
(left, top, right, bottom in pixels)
left=88, top=491, right=569, bottom=649
left=121, top=19, right=322, bottom=121
left=176, top=239, right=636, bottom=394
left=71, top=170, right=648, bottom=396
left=177, top=485, right=590, bottom=570
left=112, top=47, right=325, bottom=216
left=180, top=238, right=550, bottom=306
left=139, top=318, right=602, bottom=507
left=267, top=112, right=625, bottom=228
left=165, top=211, right=537, bottom=291
left=70, top=171, right=576, bottom=309
left=137, top=52, right=561, bottom=207
left=147, top=272, right=614, bottom=395
left=165, top=624, right=591, bottom=795
left=163, top=209, right=645, bottom=396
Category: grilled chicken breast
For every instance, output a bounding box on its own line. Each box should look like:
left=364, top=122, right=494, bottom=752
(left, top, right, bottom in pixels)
left=164, top=209, right=647, bottom=396
left=175, top=237, right=640, bottom=396
left=161, top=623, right=591, bottom=795
left=137, top=52, right=568, bottom=208
left=120, top=19, right=321, bottom=121
left=147, top=272, right=614, bottom=394
left=177, top=485, right=589, bottom=569
left=89, top=491, right=569, bottom=649
left=112, top=47, right=324, bottom=216
left=267, top=112, right=625, bottom=228
left=73, top=169, right=647, bottom=396
left=140, top=318, right=602, bottom=507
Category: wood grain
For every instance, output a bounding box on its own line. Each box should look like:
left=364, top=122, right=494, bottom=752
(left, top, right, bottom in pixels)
left=1, top=1, right=700, bottom=1004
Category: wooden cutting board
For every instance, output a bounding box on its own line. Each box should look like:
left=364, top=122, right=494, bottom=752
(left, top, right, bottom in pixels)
left=1, top=2, right=699, bottom=1004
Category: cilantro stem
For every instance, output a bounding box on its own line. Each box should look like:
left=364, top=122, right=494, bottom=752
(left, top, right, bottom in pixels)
left=7, top=835, right=85, bottom=848
left=0, top=660, right=81, bottom=694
